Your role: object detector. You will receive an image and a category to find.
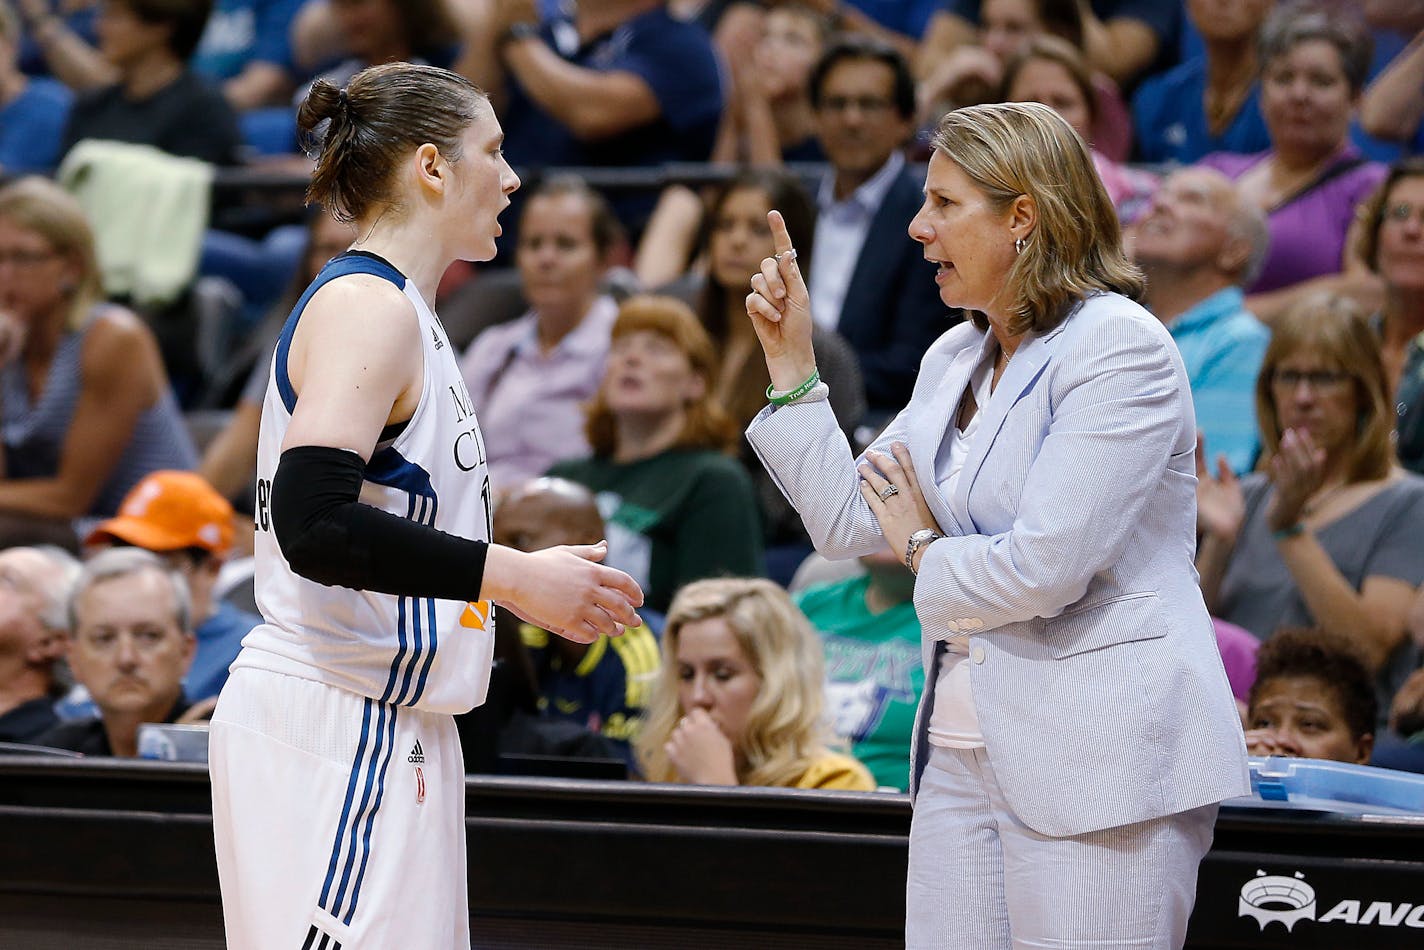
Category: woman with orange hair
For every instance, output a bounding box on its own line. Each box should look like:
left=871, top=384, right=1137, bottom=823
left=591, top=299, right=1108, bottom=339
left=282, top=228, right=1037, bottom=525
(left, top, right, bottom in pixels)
left=550, top=296, right=764, bottom=613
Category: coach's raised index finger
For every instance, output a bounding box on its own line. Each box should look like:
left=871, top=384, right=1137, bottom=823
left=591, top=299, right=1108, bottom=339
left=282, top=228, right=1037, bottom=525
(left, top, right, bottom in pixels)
left=767, top=210, right=805, bottom=291
left=768, top=209, right=793, bottom=256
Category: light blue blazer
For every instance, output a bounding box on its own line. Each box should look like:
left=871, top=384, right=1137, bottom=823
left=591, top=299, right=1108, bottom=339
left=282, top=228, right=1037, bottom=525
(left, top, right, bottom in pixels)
left=748, top=292, right=1250, bottom=837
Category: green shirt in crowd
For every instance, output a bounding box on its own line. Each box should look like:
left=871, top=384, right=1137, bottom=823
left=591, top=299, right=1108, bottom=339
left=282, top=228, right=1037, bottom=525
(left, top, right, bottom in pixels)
left=549, top=449, right=764, bottom=613
left=796, top=575, right=924, bottom=791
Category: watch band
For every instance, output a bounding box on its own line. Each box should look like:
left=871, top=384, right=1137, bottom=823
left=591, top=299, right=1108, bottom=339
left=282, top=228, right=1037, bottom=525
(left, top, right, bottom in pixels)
left=905, top=529, right=941, bottom=574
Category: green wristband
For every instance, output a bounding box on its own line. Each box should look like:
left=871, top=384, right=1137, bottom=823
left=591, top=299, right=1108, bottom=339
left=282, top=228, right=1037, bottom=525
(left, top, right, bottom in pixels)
left=767, top=368, right=820, bottom=406
left=1271, top=522, right=1305, bottom=541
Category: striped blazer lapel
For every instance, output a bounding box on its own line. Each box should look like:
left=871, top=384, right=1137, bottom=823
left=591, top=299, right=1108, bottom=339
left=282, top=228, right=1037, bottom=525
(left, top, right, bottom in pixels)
left=914, top=342, right=983, bottom=537
left=955, top=323, right=1066, bottom=518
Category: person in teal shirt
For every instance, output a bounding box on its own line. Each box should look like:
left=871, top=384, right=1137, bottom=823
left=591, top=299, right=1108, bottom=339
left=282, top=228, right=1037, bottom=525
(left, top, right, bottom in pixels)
left=795, top=545, right=923, bottom=791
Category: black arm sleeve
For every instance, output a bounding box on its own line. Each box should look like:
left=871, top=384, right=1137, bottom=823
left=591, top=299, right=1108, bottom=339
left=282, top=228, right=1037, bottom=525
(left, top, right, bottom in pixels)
left=270, top=445, right=489, bottom=600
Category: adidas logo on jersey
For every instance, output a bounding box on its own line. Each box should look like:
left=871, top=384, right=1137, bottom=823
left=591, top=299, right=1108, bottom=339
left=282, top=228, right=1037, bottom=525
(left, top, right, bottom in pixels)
left=431, top=326, right=444, bottom=350
left=408, top=739, right=425, bottom=764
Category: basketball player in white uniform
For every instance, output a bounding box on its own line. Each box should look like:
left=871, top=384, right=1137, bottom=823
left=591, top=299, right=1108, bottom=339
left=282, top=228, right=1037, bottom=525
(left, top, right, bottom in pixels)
left=208, top=64, right=644, bottom=950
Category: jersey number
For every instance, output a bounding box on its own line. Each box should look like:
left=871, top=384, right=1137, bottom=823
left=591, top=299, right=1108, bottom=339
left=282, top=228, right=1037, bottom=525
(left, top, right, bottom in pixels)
left=256, top=477, right=272, bottom=532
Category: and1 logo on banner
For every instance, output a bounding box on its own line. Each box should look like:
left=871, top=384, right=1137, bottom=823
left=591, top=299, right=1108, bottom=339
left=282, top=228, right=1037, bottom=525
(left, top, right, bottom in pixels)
left=1238, top=869, right=1424, bottom=935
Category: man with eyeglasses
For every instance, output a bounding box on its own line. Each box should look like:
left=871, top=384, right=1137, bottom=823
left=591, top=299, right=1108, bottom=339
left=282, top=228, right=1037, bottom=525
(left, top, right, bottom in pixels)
left=0, top=545, right=80, bottom=744
left=37, top=548, right=194, bottom=757
left=807, top=35, right=958, bottom=416
left=1132, top=166, right=1272, bottom=474
left=82, top=470, right=258, bottom=706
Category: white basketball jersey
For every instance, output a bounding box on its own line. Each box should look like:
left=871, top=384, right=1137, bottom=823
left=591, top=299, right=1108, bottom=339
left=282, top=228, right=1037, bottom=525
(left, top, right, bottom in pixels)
left=234, top=252, right=496, bottom=715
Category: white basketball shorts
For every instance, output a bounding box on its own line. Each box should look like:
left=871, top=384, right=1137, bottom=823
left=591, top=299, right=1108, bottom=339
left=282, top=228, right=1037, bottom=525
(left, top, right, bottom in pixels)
left=210, top=667, right=469, bottom=949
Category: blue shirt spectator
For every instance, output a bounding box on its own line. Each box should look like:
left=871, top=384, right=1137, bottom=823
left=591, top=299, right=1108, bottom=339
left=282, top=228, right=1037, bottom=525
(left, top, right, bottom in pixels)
left=0, top=76, right=71, bottom=173
left=500, top=6, right=721, bottom=234
left=842, top=0, right=943, bottom=40
left=0, top=0, right=71, bottom=172
left=18, top=3, right=98, bottom=77
left=1131, top=167, right=1271, bottom=474
left=1165, top=287, right=1269, bottom=473
left=1132, top=25, right=1272, bottom=164
left=503, top=8, right=721, bottom=169
left=192, top=0, right=300, bottom=82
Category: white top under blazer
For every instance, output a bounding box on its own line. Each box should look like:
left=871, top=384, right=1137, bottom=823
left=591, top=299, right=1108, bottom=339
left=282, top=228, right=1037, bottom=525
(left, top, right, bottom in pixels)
left=233, top=252, right=497, bottom=715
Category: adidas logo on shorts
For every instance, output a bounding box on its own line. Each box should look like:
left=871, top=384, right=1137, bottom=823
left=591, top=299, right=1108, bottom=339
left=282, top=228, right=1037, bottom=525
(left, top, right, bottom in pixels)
left=408, top=739, right=425, bottom=764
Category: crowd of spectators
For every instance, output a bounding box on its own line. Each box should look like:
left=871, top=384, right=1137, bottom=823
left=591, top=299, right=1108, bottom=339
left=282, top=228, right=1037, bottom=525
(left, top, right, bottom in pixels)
left=6, top=0, right=1424, bottom=811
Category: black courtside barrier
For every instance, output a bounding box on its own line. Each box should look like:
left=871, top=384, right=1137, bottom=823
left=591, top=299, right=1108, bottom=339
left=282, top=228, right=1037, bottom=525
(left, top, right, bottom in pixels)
left=1, top=756, right=1422, bottom=948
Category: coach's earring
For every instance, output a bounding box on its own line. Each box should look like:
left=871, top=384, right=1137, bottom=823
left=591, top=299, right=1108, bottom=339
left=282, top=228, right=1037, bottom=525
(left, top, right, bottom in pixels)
left=1014, top=237, right=1026, bottom=255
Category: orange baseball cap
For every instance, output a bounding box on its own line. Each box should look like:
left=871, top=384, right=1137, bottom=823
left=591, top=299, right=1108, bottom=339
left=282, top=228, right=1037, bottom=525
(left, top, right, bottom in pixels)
left=86, top=471, right=234, bottom=556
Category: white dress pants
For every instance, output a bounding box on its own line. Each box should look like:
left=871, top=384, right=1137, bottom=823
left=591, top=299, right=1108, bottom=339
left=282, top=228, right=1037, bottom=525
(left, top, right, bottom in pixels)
left=906, top=743, right=1217, bottom=949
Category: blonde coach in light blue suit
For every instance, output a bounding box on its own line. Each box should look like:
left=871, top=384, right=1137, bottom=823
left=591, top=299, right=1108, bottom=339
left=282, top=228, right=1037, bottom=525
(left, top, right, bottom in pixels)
left=744, top=102, right=1249, bottom=949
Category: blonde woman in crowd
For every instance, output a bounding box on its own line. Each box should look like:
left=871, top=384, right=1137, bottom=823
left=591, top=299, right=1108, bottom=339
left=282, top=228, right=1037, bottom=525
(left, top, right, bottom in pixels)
left=0, top=177, right=196, bottom=547
left=636, top=577, right=874, bottom=791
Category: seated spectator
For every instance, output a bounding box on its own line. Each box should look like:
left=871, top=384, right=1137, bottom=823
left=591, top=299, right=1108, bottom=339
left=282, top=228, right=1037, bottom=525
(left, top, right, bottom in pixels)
left=927, top=0, right=1180, bottom=91
left=466, top=0, right=723, bottom=239
left=1245, top=626, right=1376, bottom=764
left=1132, top=0, right=1273, bottom=165
left=494, top=477, right=659, bottom=767
left=642, top=37, right=955, bottom=397
left=1198, top=1, right=1387, bottom=323
left=1132, top=166, right=1271, bottom=473
left=459, top=177, right=622, bottom=493
left=0, top=177, right=198, bottom=548
left=636, top=577, right=875, bottom=790
left=1196, top=293, right=1424, bottom=722
left=1000, top=35, right=1156, bottom=222
left=13, top=0, right=100, bottom=79
left=296, top=0, right=457, bottom=102
left=0, top=1, right=72, bottom=173
left=0, top=545, right=79, bottom=743
left=548, top=296, right=763, bottom=614
left=806, top=36, right=954, bottom=414
left=242, top=0, right=460, bottom=159
left=693, top=169, right=865, bottom=574
left=191, top=0, right=300, bottom=110
left=1357, top=159, right=1424, bottom=475
left=37, top=547, right=194, bottom=755
left=713, top=3, right=828, bottom=165
left=919, top=0, right=1131, bottom=160
left=795, top=544, right=921, bottom=791
left=57, top=0, right=244, bottom=165
left=85, top=470, right=260, bottom=703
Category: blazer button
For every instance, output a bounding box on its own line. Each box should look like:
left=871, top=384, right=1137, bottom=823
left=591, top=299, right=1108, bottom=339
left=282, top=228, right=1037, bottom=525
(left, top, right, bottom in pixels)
left=971, top=646, right=986, bottom=664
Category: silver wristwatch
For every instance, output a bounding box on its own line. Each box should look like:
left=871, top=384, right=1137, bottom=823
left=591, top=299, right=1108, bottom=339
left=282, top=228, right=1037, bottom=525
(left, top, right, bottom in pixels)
left=905, top=528, right=942, bottom=574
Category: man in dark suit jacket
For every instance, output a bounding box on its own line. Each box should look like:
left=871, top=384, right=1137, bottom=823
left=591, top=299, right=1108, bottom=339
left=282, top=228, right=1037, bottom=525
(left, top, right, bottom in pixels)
left=807, top=37, right=958, bottom=414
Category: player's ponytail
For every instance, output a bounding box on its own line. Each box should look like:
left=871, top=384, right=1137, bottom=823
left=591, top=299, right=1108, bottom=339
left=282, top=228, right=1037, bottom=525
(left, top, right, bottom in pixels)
left=297, top=63, right=486, bottom=223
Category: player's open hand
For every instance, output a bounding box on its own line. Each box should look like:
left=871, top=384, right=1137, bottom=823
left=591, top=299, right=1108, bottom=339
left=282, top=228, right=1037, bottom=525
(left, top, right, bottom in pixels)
left=485, top=541, right=643, bottom=644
